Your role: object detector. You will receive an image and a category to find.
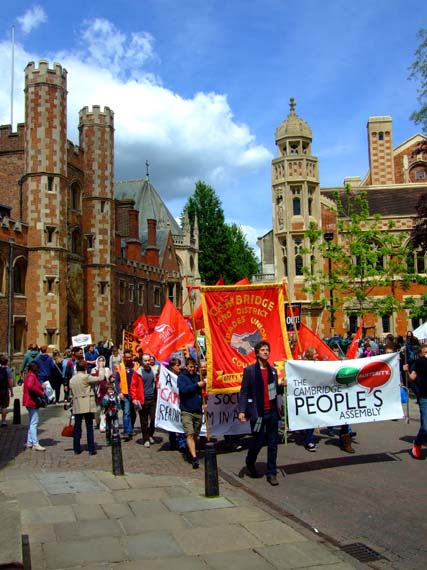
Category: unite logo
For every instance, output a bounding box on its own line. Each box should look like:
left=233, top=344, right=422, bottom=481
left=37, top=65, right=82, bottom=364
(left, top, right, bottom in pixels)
left=154, top=323, right=174, bottom=341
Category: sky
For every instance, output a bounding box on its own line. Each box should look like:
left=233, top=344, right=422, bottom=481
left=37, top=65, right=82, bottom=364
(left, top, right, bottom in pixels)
left=0, top=1, right=426, bottom=253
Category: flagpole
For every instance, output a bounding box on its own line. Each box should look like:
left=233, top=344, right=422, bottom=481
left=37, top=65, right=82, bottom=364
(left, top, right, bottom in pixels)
left=186, top=278, right=211, bottom=442
left=283, top=281, right=302, bottom=354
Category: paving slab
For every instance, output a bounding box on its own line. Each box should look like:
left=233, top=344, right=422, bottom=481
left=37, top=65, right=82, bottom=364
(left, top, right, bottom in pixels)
left=75, top=491, right=117, bottom=505
left=123, top=530, right=185, bottom=560
left=120, top=512, right=190, bottom=534
left=173, top=523, right=263, bottom=555
left=73, top=503, right=108, bottom=521
left=100, top=502, right=134, bottom=519
left=256, top=541, right=346, bottom=569
left=22, top=522, right=57, bottom=544
left=202, top=549, right=276, bottom=569
left=54, top=519, right=124, bottom=541
left=15, top=490, right=51, bottom=508
left=128, top=499, right=170, bottom=516
left=35, top=471, right=104, bottom=494
left=164, top=495, right=234, bottom=513
left=111, top=555, right=208, bottom=570
left=43, top=536, right=125, bottom=569
left=112, top=487, right=170, bottom=501
left=243, top=519, right=308, bottom=545
left=183, top=505, right=272, bottom=527
left=0, top=499, right=22, bottom=566
left=22, top=504, right=76, bottom=524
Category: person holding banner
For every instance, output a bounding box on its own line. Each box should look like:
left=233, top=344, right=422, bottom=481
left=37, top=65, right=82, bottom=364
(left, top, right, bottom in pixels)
left=238, top=340, right=283, bottom=486
left=404, top=343, right=427, bottom=459
left=115, top=349, right=139, bottom=441
left=177, top=357, right=205, bottom=469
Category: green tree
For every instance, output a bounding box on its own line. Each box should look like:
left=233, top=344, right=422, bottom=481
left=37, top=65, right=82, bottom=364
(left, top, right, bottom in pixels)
left=303, top=186, right=410, bottom=324
left=182, top=181, right=259, bottom=284
left=410, top=192, right=427, bottom=253
left=409, top=28, right=427, bottom=132
left=224, top=223, right=259, bottom=283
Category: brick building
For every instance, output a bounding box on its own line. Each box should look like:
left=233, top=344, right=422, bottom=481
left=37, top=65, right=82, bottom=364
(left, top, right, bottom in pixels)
left=257, top=100, right=427, bottom=339
left=0, top=60, right=197, bottom=366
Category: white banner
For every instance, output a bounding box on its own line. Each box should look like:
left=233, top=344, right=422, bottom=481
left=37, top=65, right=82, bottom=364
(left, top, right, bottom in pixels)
left=285, top=353, right=404, bottom=431
left=72, top=334, right=92, bottom=347
left=155, top=366, right=250, bottom=436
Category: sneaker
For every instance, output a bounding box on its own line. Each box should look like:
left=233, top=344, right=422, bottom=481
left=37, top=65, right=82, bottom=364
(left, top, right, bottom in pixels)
left=306, top=443, right=317, bottom=452
left=411, top=444, right=422, bottom=459
left=267, top=474, right=279, bottom=486
left=33, top=444, right=46, bottom=451
left=123, top=434, right=133, bottom=442
left=25, top=443, right=32, bottom=449
left=144, top=441, right=151, bottom=448
left=192, top=458, right=199, bottom=469
left=149, top=436, right=155, bottom=444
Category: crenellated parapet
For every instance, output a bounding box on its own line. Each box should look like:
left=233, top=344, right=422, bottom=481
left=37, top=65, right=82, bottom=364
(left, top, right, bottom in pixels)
left=79, top=105, right=114, bottom=128
left=0, top=123, right=25, bottom=152
left=24, top=60, right=67, bottom=88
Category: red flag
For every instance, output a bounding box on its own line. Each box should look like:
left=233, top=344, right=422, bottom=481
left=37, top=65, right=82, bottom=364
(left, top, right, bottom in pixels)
left=133, top=313, right=149, bottom=338
left=141, top=300, right=194, bottom=361
left=193, top=276, right=224, bottom=329
left=346, top=319, right=364, bottom=359
left=293, top=322, right=339, bottom=361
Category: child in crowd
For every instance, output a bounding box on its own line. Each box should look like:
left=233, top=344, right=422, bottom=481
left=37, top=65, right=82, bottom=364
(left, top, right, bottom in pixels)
left=101, top=383, right=121, bottom=446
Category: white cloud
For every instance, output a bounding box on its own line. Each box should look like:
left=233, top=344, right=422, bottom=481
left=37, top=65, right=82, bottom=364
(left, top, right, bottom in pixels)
left=17, top=5, right=47, bottom=35
left=0, top=17, right=271, bottom=212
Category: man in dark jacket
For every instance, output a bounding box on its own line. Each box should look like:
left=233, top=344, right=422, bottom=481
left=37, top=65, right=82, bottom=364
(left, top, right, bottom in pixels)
left=177, top=358, right=205, bottom=469
left=35, top=346, right=55, bottom=386
left=238, top=340, right=283, bottom=486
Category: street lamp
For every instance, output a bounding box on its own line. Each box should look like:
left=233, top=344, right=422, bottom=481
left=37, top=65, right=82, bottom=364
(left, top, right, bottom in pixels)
left=323, top=232, right=335, bottom=336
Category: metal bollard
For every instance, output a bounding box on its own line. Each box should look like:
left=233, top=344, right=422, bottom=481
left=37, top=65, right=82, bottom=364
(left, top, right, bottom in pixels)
left=111, top=418, right=124, bottom=476
left=204, top=441, right=219, bottom=497
left=13, top=398, right=21, bottom=424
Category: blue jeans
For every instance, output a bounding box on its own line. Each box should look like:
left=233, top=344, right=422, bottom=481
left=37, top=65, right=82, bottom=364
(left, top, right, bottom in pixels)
left=414, top=398, right=427, bottom=446
left=26, top=407, right=39, bottom=445
left=304, top=428, right=315, bottom=445
left=247, top=409, right=279, bottom=477
left=73, top=413, right=95, bottom=453
left=121, top=395, right=133, bottom=435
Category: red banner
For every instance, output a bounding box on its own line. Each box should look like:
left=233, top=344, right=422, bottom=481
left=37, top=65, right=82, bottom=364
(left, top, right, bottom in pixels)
left=346, top=319, right=364, bottom=359
left=201, top=283, right=293, bottom=394
left=141, top=301, right=194, bottom=361
left=292, top=322, right=338, bottom=361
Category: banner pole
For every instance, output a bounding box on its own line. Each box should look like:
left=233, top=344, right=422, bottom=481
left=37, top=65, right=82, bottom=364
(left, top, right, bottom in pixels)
left=186, top=279, right=211, bottom=442
left=283, top=281, right=302, bottom=353
left=282, top=385, right=288, bottom=445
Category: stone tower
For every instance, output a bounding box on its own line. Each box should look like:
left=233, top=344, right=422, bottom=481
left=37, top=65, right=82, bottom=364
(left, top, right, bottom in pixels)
left=24, top=61, right=69, bottom=346
left=79, top=106, right=115, bottom=341
left=367, top=116, right=394, bottom=185
left=271, top=98, right=320, bottom=299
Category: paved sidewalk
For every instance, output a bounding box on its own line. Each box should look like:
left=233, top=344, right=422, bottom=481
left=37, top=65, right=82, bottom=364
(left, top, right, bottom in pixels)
left=0, top=394, right=366, bottom=570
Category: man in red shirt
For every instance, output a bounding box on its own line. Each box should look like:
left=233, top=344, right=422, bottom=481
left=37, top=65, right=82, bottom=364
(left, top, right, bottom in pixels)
left=238, top=341, right=283, bottom=486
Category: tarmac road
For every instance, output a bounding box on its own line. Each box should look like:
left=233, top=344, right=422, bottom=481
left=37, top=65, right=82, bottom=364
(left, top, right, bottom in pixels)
left=215, top=396, right=427, bottom=570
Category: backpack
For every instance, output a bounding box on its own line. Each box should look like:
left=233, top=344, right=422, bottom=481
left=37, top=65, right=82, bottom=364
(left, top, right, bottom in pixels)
left=0, top=367, right=9, bottom=391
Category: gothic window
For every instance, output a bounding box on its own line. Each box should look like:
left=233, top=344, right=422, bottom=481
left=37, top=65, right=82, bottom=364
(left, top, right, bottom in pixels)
left=381, top=315, right=391, bottom=334
left=48, top=176, right=54, bottom=192
left=13, top=317, right=26, bottom=353
left=308, top=196, right=313, bottom=216
left=378, top=132, right=384, bottom=141
left=86, top=234, right=95, bottom=249
left=294, top=237, right=304, bottom=276
left=99, top=281, right=108, bottom=295
left=119, top=280, right=125, bottom=304
left=46, top=226, right=56, bottom=244
left=70, top=182, right=81, bottom=211
left=153, top=287, right=161, bottom=307
left=137, top=284, right=144, bottom=306
left=349, top=315, right=358, bottom=334
left=129, top=284, right=134, bottom=302
left=45, top=276, right=56, bottom=294
left=293, top=197, right=301, bottom=216
left=168, top=283, right=175, bottom=303
left=100, top=200, right=106, bottom=213
left=13, top=257, right=27, bottom=295
left=407, top=243, right=426, bottom=274
left=71, top=229, right=82, bottom=255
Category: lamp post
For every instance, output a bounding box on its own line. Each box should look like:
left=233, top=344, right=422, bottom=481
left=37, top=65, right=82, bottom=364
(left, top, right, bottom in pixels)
left=323, top=232, right=335, bottom=336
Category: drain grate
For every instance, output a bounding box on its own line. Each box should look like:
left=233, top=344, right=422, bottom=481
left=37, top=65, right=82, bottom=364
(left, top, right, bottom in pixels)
left=340, top=542, right=385, bottom=563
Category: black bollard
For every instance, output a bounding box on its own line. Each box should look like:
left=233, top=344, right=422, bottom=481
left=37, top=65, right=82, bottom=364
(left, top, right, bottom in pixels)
left=13, top=398, right=21, bottom=425
left=204, top=441, right=219, bottom=497
left=111, top=418, right=124, bottom=476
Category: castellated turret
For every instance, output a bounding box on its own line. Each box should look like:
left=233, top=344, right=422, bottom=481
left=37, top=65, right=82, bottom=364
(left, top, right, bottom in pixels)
left=24, top=61, right=69, bottom=345
left=78, top=106, right=116, bottom=340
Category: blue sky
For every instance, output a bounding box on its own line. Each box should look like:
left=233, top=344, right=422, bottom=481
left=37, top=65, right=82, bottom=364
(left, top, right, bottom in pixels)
left=0, top=1, right=426, bottom=251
